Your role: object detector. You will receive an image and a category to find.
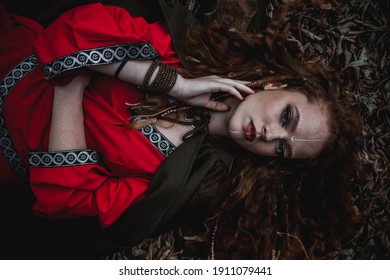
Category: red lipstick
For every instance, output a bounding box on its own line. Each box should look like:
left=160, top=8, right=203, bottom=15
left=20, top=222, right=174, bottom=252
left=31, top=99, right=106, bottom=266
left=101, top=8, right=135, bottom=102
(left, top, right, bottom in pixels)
left=245, top=121, right=256, bottom=142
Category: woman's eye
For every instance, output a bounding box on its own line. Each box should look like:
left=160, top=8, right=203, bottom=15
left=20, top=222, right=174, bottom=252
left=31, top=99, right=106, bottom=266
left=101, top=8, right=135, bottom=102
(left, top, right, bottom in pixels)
left=281, top=105, right=292, bottom=127
left=276, top=140, right=285, bottom=157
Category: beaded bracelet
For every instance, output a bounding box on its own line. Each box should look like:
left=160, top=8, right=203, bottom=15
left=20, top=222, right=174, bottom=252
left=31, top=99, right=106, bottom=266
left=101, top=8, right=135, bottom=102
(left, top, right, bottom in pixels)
left=138, top=60, right=178, bottom=96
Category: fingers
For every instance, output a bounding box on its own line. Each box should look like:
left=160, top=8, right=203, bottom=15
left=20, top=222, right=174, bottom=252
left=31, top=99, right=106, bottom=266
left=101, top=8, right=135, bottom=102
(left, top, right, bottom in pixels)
left=219, top=86, right=244, bottom=101
left=233, top=81, right=255, bottom=95
left=204, top=77, right=255, bottom=97
left=214, top=82, right=253, bottom=101
left=176, top=76, right=256, bottom=110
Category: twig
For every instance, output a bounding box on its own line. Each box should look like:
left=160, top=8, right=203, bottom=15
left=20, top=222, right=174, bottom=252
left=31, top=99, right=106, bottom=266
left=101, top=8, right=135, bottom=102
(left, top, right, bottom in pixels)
left=361, top=0, right=371, bottom=19
left=355, top=19, right=386, bottom=31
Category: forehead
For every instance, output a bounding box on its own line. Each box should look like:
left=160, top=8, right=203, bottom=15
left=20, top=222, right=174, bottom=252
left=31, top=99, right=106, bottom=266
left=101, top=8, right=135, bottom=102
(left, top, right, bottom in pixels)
left=292, top=97, right=329, bottom=158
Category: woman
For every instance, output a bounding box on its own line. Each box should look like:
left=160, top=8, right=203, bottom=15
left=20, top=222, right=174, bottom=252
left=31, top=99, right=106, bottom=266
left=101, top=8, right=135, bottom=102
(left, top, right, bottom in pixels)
left=0, top=1, right=362, bottom=259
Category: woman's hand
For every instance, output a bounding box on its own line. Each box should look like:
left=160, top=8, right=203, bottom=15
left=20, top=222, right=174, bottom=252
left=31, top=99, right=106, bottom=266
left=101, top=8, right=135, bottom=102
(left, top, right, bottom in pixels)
left=169, top=75, right=254, bottom=111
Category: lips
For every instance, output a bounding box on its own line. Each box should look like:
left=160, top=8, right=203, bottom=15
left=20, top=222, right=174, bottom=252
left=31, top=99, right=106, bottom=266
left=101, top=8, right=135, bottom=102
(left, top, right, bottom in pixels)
left=245, top=121, right=257, bottom=142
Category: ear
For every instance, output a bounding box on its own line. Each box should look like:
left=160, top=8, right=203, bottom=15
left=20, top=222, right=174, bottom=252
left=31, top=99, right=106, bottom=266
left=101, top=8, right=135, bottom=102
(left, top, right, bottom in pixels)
left=264, top=82, right=288, bottom=90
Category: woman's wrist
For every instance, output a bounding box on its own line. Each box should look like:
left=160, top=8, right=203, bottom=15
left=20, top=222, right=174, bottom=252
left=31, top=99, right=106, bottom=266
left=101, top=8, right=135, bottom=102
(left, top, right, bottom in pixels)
left=168, top=74, right=185, bottom=100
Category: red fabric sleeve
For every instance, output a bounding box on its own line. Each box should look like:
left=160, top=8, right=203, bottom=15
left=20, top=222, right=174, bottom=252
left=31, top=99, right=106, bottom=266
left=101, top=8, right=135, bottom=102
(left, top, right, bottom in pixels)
left=29, top=150, right=149, bottom=228
left=33, top=3, right=179, bottom=84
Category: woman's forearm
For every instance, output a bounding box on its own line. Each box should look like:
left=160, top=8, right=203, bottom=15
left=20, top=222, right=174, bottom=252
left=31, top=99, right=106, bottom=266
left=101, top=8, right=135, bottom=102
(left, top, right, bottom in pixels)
left=48, top=79, right=87, bottom=151
left=90, top=61, right=184, bottom=96
left=90, top=60, right=253, bottom=111
left=90, top=60, right=156, bottom=86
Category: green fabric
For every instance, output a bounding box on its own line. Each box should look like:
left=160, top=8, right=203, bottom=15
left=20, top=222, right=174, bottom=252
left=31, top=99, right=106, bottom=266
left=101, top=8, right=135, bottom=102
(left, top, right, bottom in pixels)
left=101, top=132, right=232, bottom=248
left=158, top=0, right=197, bottom=69
left=103, top=132, right=198, bottom=247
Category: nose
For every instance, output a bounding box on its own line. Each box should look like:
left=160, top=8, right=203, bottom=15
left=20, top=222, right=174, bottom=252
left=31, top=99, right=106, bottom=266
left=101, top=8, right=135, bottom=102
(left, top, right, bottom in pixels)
left=261, top=125, right=284, bottom=142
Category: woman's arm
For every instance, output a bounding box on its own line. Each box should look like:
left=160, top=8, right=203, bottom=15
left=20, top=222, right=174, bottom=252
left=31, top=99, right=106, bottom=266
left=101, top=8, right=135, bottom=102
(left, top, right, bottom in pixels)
left=32, top=2, right=253, bottom=111
left=31, top=73, right=150, bottom=227
left=90, top=60, right=254, bottom=111
left=48, top=75, right=90, bottom=151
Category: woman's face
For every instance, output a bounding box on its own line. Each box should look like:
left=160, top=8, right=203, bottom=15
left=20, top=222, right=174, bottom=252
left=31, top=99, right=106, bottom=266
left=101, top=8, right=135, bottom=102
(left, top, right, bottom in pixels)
left=228, top=89, right=329, bottom=159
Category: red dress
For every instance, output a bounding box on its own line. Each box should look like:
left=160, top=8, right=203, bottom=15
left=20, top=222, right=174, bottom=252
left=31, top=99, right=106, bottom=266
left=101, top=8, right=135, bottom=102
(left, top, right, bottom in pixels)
left=0, top=3, right=180, bottom=227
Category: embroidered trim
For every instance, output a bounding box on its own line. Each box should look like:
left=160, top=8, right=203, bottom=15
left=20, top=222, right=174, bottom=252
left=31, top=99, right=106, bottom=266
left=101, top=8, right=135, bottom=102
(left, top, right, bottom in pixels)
left=43, top=43, right=159, bottom=80
left=29, top=150, right=101, bottom=168
left=0, top=55, right=39, bottom=181
left=139, top=125, right=176, bottom=157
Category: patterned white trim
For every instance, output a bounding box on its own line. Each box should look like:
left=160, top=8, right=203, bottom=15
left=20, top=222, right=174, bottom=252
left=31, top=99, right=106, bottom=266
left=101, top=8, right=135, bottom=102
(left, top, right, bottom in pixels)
left=29, top=150, right=101, bottom=168
left=43, top=43, right=159, bottom=80
left=0, top=55, right=39, bottom=181
left=140, top=125, right=176, bottom=157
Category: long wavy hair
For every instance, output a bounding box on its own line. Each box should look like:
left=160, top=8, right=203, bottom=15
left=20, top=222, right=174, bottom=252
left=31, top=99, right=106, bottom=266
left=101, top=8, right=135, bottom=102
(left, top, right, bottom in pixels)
left=130, top=0, right=364, bottom=259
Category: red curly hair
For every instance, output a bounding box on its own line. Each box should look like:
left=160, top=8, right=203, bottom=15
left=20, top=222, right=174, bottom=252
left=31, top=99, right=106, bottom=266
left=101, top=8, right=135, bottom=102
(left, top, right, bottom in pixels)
left=178, top=0, right=363, bottom=259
